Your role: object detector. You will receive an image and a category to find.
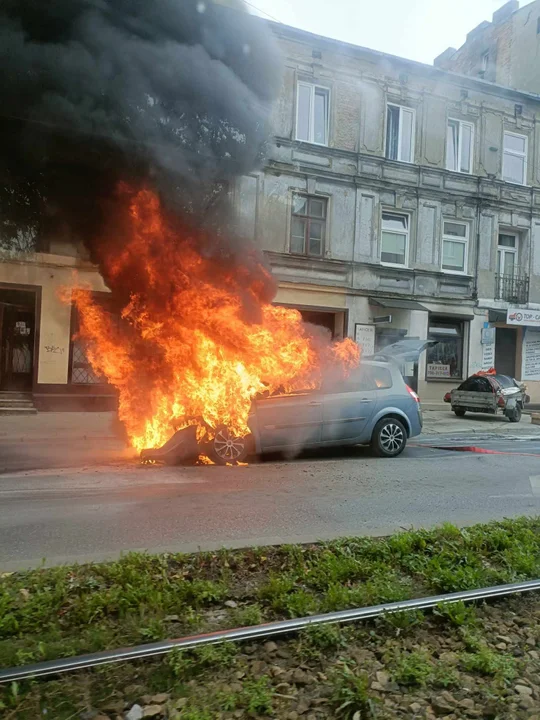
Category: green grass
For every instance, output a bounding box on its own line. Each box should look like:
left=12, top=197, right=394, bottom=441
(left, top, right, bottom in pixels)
left=460, top=647, right=517, bottom=681
left=2, top=516, right=540, bottom=669
left=390, top=650, right=433, bottom=686
left=330, top=665, right=374, bottom=719
left=168, top=642, right=238, bottom=680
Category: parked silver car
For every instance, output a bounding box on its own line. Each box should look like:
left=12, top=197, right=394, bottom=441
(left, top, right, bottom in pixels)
left=206, top=341, right=431, bottom=464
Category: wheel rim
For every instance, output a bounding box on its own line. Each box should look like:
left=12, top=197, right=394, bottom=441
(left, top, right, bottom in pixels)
left=213, top=428, right=246, bottom=461
left=380, top=422, right=405, bottom=453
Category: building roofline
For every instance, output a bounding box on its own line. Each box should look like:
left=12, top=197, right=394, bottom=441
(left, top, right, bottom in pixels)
left=268, top=19, right=540, bottom=104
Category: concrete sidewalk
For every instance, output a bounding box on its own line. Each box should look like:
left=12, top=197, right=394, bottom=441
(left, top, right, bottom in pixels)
left=1, top=408, right=538, bottom=441
left=0, top=412, right=134, bottom=473
left=1, top=409, right=539, bottom=473
left=421, top=409, right=540, bottom=437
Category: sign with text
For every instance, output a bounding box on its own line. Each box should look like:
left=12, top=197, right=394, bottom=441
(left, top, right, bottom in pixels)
left=427, top=363, right=451, bottom=378
left=354, top=324, right=375, bottom=357
left=482, top=343, right=495, bottom=370
left=523, top=329, right=540, bottom=381
left=507, top=308, right=540, bottom=327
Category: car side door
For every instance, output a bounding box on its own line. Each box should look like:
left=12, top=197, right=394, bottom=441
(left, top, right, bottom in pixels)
left=321, top=367, right=378, bottom=443
left=253, top=392, right=323, bottom=451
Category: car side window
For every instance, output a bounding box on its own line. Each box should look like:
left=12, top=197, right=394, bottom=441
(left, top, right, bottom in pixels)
left=369, top=366, right=393, bottom=389
left=339, top=368, right=376, bottom=393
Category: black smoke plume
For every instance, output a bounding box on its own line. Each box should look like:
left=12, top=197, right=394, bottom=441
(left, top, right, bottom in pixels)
left=0, top=0, right=280, bottom=257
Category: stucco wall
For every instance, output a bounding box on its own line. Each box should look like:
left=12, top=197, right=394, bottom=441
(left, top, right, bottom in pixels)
left=0, top=254, right=107, bottom=386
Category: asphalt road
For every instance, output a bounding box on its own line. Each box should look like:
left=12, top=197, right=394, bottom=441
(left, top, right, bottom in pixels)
left=2, top=439, right=540, bottom=570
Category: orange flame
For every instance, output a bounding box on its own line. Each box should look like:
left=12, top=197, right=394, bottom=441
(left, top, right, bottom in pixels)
left=69, top=187, right=360, bottom=451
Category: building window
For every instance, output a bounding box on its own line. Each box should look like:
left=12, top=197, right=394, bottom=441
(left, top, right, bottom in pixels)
left=496, top=232, right=528, bottom=303
left=296, top=82, right=329, bottom=145
left=426, top=318, right=465, bottom=380
left=380, top=212, right=409, bottom=266
left=290, top=194, right=327, bottom=256
left=386, top=104, right=415, bottom=163
left=70, top=306, right=102, bottom=385
left=446, top=119, right=473, bottom=173
left=481, top=51, right=489, bottom=72
left=69, top=296, right=120, bottom=385
left=442, top=220, right=469, bottom=273
left=503, top=132, right=527, bottom=185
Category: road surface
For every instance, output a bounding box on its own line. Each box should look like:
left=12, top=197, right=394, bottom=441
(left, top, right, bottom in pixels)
left=2, top=437, right=540, bottom=570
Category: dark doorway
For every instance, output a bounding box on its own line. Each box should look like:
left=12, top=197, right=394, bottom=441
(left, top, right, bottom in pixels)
left=0, top=289, right=36, bottom=391
left=495, top=327, right=517, bottom=377
left=299, top=310, right=337, bottom=338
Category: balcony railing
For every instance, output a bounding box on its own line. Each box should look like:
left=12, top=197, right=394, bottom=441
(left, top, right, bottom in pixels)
left=495, top=270, right=529, bottom=304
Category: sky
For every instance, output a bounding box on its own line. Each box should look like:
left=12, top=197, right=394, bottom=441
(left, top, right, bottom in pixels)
left=248, top=0, right=536, bottom=65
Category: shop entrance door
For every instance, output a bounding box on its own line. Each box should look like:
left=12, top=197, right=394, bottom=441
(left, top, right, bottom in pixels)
left=495, top=328, right=517, bottom=377
left=0, top=289, right=36, bottom=391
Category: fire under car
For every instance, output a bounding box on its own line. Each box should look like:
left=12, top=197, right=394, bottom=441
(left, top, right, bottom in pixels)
left=141, top=339, right=432, bottom=465
left=443, top=371, right=530, bottom=422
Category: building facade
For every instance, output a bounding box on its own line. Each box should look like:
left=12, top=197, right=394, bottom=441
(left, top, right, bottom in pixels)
left=435, top=0, right=540, bottom=95
left=235, top=20, right=540, bottom=404
left=3, top=14, right=540, bottom=408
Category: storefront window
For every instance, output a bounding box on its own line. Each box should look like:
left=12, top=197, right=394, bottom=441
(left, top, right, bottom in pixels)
left=426, top=318, right=465, bottom=380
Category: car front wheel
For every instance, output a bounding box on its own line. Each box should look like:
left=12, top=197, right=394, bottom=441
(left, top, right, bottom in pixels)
left=453, top=409, right=466, bottom=417
left=371, top=417, right=407, bottom=458
left=207, top=425, right=251, bottom=465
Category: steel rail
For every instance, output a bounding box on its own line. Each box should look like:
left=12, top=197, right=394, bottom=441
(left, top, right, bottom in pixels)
left=2, top=578, right=540, bottom=683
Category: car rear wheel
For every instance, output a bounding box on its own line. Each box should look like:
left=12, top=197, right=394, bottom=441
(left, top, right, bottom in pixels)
left=371, top=417, right=407, bottom=458
left=208, top=425, right=251, bottom=465
left=506, top=405, right=522, bottom=423
left=453, top=409, right=466, bottom=417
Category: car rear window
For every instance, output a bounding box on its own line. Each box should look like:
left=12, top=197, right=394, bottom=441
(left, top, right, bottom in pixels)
left=369, top=366, right=393, bottom=389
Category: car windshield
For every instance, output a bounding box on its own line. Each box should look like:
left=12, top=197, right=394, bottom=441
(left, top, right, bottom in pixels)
left=3, top=2, right=540, bottom=716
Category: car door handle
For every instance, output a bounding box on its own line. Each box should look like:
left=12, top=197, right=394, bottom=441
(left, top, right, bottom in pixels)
left=360, top=398, right=373, bottom=403
left=309, top=401, right=322, bottom=406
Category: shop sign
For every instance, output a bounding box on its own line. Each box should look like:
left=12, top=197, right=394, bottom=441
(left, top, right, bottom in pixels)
left=426, top=363, right=451, bottom=378
left=507, top=308, right=540, bottom=327
left=481, top=327, right=495, bottom=345
left=354, top=324, right=375, bottom=356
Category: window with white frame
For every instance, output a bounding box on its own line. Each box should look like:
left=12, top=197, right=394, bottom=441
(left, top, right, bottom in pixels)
left=386, top=104, right=415, bottom=163
left=296, top=82, right=329, bottom=145
left=446, top=119, right=473, bottom=173
left=503, top=132, right=528, bottom=185
left=290, top=194, right=327, bottom=256
left=442, top=221, right=469, bottom=273
left=497, top=232, right=518, bottom=277
left=381, top=212, right=409, bottom=266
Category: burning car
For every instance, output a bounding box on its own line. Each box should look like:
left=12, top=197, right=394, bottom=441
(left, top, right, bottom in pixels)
left=141, top=340, right=430, bottom=465
left=443, top=370, right=530, bottom=422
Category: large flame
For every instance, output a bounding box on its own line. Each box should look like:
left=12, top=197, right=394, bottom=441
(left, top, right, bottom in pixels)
left=70, top=187, right=360, bottom=451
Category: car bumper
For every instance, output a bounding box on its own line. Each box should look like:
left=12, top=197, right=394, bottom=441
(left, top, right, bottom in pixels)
left=408, top=406, right=423, bottom=438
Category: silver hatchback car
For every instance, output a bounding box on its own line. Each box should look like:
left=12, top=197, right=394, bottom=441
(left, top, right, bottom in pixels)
left=240, top=358, right=421, bottom=460
left=205, top=340, right=432, bottom=463
left=142, top=341, right=429, bottom=465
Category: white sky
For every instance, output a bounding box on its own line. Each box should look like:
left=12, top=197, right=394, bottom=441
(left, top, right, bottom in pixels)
left=248, top=0, right=535, bottom=65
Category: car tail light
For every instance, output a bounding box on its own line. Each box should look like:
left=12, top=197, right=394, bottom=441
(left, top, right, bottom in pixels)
left=497, top=395, right=505, bottom=408
left=443, top=392, right=451, bottom=403
left=406, top=385, right=420, bottom=403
